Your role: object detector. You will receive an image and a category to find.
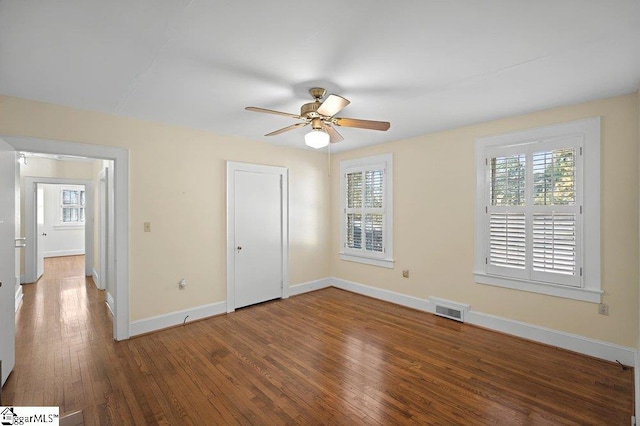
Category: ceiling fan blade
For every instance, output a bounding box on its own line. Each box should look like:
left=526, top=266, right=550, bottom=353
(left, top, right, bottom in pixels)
left=317, top=94, right=350, bottom=117
left=322, top=123, right=344, bottom=143
left=265, top=122, right=308, bottom=136
left=334, top=117, right=390, bottom=131
left=245, top=106, right=300, bottom=119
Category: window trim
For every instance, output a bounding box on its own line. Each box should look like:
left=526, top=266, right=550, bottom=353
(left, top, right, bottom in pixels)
left=57, top=185, right=86, bottom=228
left=340, top=153, right=394, bottom=269
left=474, top=117, right=601, bottom=303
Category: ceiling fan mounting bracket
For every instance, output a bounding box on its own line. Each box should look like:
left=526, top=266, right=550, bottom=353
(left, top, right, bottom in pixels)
left=308, top=87, right=327, bottom=100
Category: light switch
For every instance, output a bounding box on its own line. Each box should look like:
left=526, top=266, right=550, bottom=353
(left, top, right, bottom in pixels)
left=144, top=222, right=151, bottom=232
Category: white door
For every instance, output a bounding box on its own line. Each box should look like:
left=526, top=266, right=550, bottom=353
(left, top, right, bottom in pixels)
left=36, top=184, right=45, bottom=280
left=0, top=138, right=16, bottom=386
left=233, top=169, right=283, bottom=309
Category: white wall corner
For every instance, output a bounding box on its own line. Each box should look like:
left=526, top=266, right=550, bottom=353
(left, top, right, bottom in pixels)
left=289, top=278, right=332, bottom=296
left=129, top=301, right=227, bottom=337
left=329, top=277, right=635, bottom=365
left=105, top=291, right=115, bottom=316
left=92, top=268, right=102, bottom=290
left=14, top=278, right=23, bottom=312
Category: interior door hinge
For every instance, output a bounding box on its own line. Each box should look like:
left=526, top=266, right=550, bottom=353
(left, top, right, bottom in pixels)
left=580, top=205, right=583, bottom=214
left=485, top=257, right=488, bottom=265
left=580, top=267, right=583, bottom=277
left=580, top=146, right=583, bottom=156
left=485, top=206, right=488, bottom=213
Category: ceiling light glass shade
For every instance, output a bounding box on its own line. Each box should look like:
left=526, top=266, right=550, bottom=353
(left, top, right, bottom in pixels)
left=304, top=129, right=330, bottom=149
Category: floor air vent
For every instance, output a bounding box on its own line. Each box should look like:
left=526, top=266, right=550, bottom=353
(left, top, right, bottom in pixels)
left=428, top=297, right=470, bottom=323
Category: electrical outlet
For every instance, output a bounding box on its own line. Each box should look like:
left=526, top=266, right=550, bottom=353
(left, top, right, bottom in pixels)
left=144, top=222, right=151, bottom=232
left=598, top=303, right=609, bottom=316
left=402, top=270, right=409, bottom=278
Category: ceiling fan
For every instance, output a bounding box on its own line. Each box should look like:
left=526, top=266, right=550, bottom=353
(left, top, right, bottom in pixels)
left=245, top=87, right=390, bottom=149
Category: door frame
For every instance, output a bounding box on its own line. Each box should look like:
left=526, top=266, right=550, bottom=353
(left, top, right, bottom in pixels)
left=226, top=161, right=289, bottom=313
left=24, top=178, right=94, bottom=283
left=3, top=135, right=130, bottom=341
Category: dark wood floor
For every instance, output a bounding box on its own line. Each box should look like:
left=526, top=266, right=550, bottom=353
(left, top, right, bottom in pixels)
left=3, top=256, right=634, bottom=424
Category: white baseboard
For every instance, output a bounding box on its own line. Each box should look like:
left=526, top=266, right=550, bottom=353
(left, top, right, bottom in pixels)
left=44, top=249, right=85, bottom=258
left=92, top=268, right=104, bottom=290
left=465, top=310, right=635, bottom=365
left=289, top=278, right=332, bottom=296
left=130, top=301, right=227, bottom=337
left=332, top=278, right=429, bottom=312
left=15, top=276, right=23, bottom=312
left=105, top=292, right=115, bottom=317
left=329, top=277, right=636, bottom=366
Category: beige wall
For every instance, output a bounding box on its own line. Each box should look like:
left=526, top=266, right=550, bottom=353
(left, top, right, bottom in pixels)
left=3, top=93, right=638, bottom=347
left=1, top=95, right=331, bottom=321
left=331, top=93, right=639, bottom=347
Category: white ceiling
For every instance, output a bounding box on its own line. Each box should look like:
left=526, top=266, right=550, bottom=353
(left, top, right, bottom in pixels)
left=1, top=1, right=639, bottom=153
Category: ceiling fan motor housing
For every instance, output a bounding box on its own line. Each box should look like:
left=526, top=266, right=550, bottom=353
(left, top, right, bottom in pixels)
left=300, top=101, right=321, bottom=118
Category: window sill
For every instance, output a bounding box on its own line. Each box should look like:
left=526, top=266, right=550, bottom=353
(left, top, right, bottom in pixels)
left=474, top=272, right=602, bottom=303
left=340, top=253, right=394, bottom=269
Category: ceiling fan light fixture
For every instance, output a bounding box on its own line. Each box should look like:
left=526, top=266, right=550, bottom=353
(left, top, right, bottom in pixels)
left=304, top=128, right=330, bottom=149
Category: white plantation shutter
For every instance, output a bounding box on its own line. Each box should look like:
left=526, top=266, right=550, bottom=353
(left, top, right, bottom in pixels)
left=346, top=213, right=362, bottom=249
left=530, top=146, right=580, bottom=286
left=340, top=154, right=393, bottom=267
left=488, top=212, right=526, bottom=270
left=532, top=213, right=577, bottom=277
left=484, top=140, right=582, bottom=287
left=344, top=167, right=385, bottom=253
left=475, top=118, right=600, bottom=302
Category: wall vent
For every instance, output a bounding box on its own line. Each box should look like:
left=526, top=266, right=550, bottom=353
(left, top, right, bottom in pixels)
left=428, top=297, right=470, bottom=323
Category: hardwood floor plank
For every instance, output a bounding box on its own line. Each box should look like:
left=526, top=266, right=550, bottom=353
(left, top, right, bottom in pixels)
left=2, top=256, right=634, bottom=424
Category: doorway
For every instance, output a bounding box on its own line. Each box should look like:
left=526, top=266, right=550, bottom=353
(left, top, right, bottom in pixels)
left=2, top=135, right=129, bottom=341
left=24, top=179, right=93, bottom=284
left=226, top=162, right=289, bottom=312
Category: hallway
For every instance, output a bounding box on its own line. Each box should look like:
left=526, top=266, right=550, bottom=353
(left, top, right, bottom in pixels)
left=3, top=256, right=115, bottom=420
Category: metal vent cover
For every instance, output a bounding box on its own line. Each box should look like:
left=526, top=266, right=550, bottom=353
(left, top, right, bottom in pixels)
left=429, top=297, right=469, bottom=323
left=435, top=305, right=463, bottom=322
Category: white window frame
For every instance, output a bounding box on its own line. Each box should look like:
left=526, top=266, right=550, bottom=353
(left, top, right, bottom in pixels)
left=474, top=117, right=601, bottom=303
left=57, top=185, right=86, bottom=228
left=340, top=153, right=394, bottom=268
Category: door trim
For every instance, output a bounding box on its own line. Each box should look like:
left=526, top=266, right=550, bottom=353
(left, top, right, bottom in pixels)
left=226, top=162, right=289, bottom=313
left=3, top=135, right=130, bottom=341
left=24, top=178, right=94, bottom=283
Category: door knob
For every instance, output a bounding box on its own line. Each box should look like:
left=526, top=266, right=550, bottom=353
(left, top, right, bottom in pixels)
left=42, top=233, right=47, bottom=236
left=237, top=246, right=242, bottom=250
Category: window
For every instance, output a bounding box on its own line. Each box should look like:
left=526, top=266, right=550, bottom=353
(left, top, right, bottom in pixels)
left=474, top=117, right=601, bottom=303
left=59, top=186, right=85, bottom=226
left=340, top=154, right=393, bottom=268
